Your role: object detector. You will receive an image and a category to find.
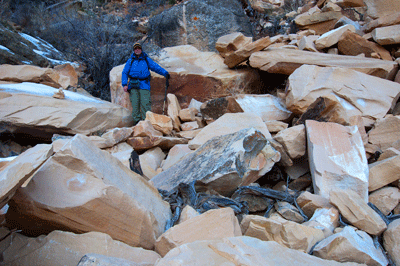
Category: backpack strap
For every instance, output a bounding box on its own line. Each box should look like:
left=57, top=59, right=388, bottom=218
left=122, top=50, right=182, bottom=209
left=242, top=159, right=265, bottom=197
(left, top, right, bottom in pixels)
left=128, top=53, right=150, bottom=77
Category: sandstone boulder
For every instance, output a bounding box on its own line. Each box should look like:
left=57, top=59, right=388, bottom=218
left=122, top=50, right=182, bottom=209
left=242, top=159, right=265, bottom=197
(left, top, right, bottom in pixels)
left=249, top=48, right=398, bottom=80
left=273, top=124, right=306, bottom=160
left=146, top=111, right=173, bottom=135
left=0, top=144, right=53, bottom=209
left=330, top=189, right=387, bottom=235
left=150, top=128, right=280, bottom=196
left=200, top=96, right=243, bottom=121
left=0, top=229, right=160, bottom=266
left=188, top=112, right=272, bottom=149
left=6, top=134, right=171, bottom=249
left=363, top=12, right=400, bottom=33
left=383, top=219, right=400, bottom=266
left=306, top=120, right=369, bottom=202
left=154, top=236, right=363, bottom=266
left=286, top=65, right=400, bottom=126
left=368, top=115, right=400, bottom=151
left=294, top=7, right=342, bottom=34
left=127, top=135, right=188, bottom=152
left=155, top=208, right=241, bottom=257
left=368, top=187, right=400, bottom=215
left=368, top=154, right=400, bottom=192
left=371, top=24, right=400, bottom=45
left=313, top=226, right=388, bottom=266
left=297, top=191, right=334, bottom=218
left=139, top=147, right=166, bottom=180
left=215, top=32, right=253, bottom=58
left=166, top=93, right=181, bottom=131
left=0, top=82, right=133, bottom=140
left=315, top=24, right=356, bottom=50
left=161, top=144, right=193, bottom=170
left=240, top=215, right=325, bottom=253
left=234, top=94, right=292, bottom=122
left=363, top=0, right=400, bottom=19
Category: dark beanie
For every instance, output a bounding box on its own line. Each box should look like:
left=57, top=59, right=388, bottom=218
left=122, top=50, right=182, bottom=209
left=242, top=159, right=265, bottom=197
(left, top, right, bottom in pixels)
left=133, top=43, right=142, bottom=50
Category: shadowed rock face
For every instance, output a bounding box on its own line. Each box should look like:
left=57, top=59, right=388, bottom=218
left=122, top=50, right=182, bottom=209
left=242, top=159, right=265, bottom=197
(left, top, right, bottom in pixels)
left=150, top=128, right=280, bottom=196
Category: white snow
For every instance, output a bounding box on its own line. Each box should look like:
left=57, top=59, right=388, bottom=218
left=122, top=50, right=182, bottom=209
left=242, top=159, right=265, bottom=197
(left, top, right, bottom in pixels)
left=0, top=82, right=103, bottom=103
left=0, top=45, right=14, bottom=54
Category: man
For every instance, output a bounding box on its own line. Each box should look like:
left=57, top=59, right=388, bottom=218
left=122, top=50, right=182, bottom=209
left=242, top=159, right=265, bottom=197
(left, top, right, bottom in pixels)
left=122, top=43, right=170, bottom=125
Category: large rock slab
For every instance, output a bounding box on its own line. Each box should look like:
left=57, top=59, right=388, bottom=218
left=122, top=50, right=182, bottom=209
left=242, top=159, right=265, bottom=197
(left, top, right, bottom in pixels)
left=0, top=144, right=53, bottom=209
left=155, top=208, right=241, bottom=257
left=110, top=45, right=263, bottom=113
left=241, top=215, right=325, bottom=253
left=363, top=0, right=400, bottom=19
left=0, top=230, right=160, bottom=266
left=368, top=187, right=400, bottom=215
left=215, top=32, right=253, bottom=58
left=154, top=236, right=362, bottom=266
left=315, top=24, right=356, bottom=50
left=372, top=24, right=400, bottom=45
left=363, top=12, right=400, bottom=33
left=150, top=128, right=280, bottom=196
left=368, top=116, right=400, bottom=151
left=233, top=94, right=292, bottom=122
left=249, top=48, right=398, bottom=80
left=6, top=134, right=171, bottom=249
left=0, top=82, right=133, bottom=141
left=368, top=154, right=400, bottom=192
left=286, top=65, right=400, bottom=126
left=313, top=226, right=388, bottom=266
left=306, top=120, right=369, bottom=202
left=188, top=112, right=272, bottom=149
left=337, top=30, right=392, bottom=60
left=383, top=219, right=400, bottom=266
left=329, top=189, right=387, bottom=235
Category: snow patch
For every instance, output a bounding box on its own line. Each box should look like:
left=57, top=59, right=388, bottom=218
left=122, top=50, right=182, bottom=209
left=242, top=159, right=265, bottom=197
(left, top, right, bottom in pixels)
left=0, top=82, right=103, bottom=103
left=0, top=45, right=14, bottom=54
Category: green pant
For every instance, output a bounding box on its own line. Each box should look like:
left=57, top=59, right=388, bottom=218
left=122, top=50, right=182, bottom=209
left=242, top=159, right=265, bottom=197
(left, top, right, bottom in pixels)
left=129, top=89, right=151, bottom=124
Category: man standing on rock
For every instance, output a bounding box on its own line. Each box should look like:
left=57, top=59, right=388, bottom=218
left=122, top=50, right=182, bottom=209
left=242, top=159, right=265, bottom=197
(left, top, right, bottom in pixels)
left=122, top=43, right=170, bottom=125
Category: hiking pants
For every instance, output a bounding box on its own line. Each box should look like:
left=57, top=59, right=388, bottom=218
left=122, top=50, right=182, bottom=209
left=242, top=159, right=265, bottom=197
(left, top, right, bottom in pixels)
left=129, top=88, right=151, bottom=124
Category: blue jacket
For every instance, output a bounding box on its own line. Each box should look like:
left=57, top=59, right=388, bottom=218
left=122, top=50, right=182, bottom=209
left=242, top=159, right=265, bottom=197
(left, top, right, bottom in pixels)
left=121, top=52, right=169, bottom=91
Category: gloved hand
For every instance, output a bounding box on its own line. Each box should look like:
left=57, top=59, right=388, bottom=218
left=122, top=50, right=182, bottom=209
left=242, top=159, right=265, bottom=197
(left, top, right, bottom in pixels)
left=166, top=73, right=170, bottom=79
left=123, top=85, right=128, bottom=92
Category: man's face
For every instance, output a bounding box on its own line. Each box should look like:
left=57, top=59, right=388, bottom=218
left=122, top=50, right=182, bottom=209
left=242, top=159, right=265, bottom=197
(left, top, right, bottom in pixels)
left=134, top=47, right=142, bottom=55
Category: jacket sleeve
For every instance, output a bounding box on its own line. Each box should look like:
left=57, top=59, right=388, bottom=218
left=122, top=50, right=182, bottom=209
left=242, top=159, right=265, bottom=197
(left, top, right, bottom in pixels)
left=121, top=59, right=131, bottom=86
left=147, top=57, right=169, bottom=77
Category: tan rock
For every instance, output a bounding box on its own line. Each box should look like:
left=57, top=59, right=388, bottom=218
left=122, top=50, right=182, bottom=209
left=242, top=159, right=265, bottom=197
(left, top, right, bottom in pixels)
left=177, top=205, right=199, bottom=224
left=133, top=120, right=163, bottom=137
left=224, top=36, right=272, bottom=68
left=234, top=94, right=292, bottom=122
left=297, top=191, right=334, bottom=218
left=313, top=226, right=388, bottom=266
left=363, top=0, right=400, bottom=19
left=294, top=8, right=342, bottom=28
left=89, top=127, right=134, bottom=149
left=6, top=134, right=171, bottom=249
left=364, top=12, right=400, bottom=33
left=249, top=48, right=398, bottom=80
left=215, top=32, right=253, bottom=58
left=154, top=236, right=363, bottom=266
left=0, top=144, right=53, bottom=209
left=167, top=93, right=181, bottom=131
left=368, top=154, right=400, bottom=191
left=273, top=124, right=306, bottom=159
left=377, top=147, right=400, bottom=161
left=330, top=0, right=365, bottom=8
left=161, top=144, right=192, bottom=170
left=155, top=208, right=241, bottom=257
left=274, top=201, right=305, bottom=223
left=298, top=35, right=320, bottom=52
left=0, top=64, right=62, bottom=88
left=188, top=113, right=272, bottom=150
left=303, top=207, right=339, bottom=236
left=0, top=83, right=133, bottom=138
left=286, top=65, right=400, bottom=126
left=269, top=138, right=293, bottom=167
left=181, top=121, right=199, bottom=131
left=368, top=187, right=400, bottom=215
left=330, top=189, right=387, bottom=235
left=139, top=147, right=166, bottom=179
left=200, top=96, right=243, bottom=121
left=178, top=107, right=197, bottom=122
left=0, top=230, right=160, bottom=266
left=127, top=135, right=188, bottom=152
left=53, top=63, right=79, bottom=89
left=241, top=215, right=325, bottom=253
left=52, top=88, right=65, bottom=99
left=315, top=24, right=356, bottom=50
left=368, top=116, right=400, bottom=151
left=175, top=129, right=201, bottom=139
left=338, top=30, right=392, bottom=60
left=145, top=111, right=173, bottom=135
left=151, top=128, right=279, bottom=196
left=372, top=24, right=400, bottom=45
left=384, top=219, right=400, bottom=266
left=265, top=120, right=288, bottom=133
left=306, top=121, right=369, bottom=202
